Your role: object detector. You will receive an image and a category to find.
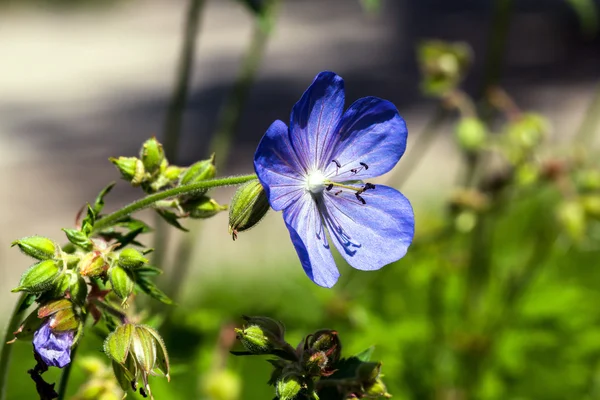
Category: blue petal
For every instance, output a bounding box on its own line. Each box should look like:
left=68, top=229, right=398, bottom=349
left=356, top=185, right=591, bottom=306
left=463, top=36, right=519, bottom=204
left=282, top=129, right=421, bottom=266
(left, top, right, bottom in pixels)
left=319, top=185, right=414, bottom=271
left=289, top=71, right=345, bottom=172
left=283, top=192, right=340, bottom=288
left=324, top=97, right=407, bottom=181
left=254, top=120, right=306, bottom=211
left=33, top=321, right=73, bottom=368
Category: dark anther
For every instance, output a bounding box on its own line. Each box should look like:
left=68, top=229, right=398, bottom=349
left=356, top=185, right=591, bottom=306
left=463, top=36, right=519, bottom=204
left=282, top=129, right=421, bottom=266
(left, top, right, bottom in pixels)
left=360, top=162, right=369, bottom=170
left=131, top=381, right=138, bottom=392
left=334, top=190, right=343, bottom=196
left=331, top=159, right=341, bottom=168
left=364, top=183, right=376, bottom=191
left=140, top=387, right=148, bottom=398
left=326, top=183, right=334, bottom=191
left=355, top=193, right=366, bottom=204
left=350, top=168, right=358, bottom=174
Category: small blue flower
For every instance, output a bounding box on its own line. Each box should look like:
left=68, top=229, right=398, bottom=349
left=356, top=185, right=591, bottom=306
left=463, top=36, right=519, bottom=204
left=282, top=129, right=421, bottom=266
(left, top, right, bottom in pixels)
left=33, top=320, right=74, bottom=368
left=254, top=71, right=415, bottom=288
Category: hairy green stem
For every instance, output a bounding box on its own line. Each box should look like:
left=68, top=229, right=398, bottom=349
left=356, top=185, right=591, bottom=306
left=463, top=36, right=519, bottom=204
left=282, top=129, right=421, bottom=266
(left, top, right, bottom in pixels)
left=0, top=293, right=31, bottom=400
left=93, top=174, right=257, bottom=233
left=153, top=0, right=206, bottom=282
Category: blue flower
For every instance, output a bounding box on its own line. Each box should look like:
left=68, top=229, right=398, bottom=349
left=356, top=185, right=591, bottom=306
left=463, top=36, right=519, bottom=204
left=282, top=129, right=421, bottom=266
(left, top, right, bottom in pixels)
left=254, top=71, right=415, bottom=288
left=33, top=320, right=74, bottom=368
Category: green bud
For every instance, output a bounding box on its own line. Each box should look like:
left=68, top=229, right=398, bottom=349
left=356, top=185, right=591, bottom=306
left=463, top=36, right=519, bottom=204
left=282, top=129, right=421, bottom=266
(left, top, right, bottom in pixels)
left=104, top=323, right=134, bottom=364
left=117, top=248, right=148, bottom=270
left=363, top=378, right=391, bottom=398
left=140, top=137, right=165, bottom=174
left=11, top=236, right=56, bottom=260
left=164, top=165, right=182, bottom=181
left=144, top=325, right=171, bottom=381
left=557, top=200, right=586, bottom=241
left=109, top=266, right=135, bottom=305
left=276, top=373, right=304, bottom=400
left=242, top=316, right=285, bottom=339
left=307, top=330, right=341, bottom=364
left=184, top=196, right=228, bottom=219
left=132, top=326, right=157, bottom=376
left=417, top=40, right=472, bottom=96
left=13, top=259, right=61, bottom=293
left=46, top=272, right=70, bottom=299
left=179, top=154, right=216, bottom=185
left=235, top=325, right=275, bottom=354
left=455, top=117, right=487, bottom=152
left=79, top=251, right=108, bottom=277
left=110, top=156, right=145, bottom=186
left=506, top=113, right=549, bottom=150
left=582, top=195, right=600, bottom=219
left=68, top=272, right=88, bottom=306
left=304, top=351, right=329, bottom=376
left=228, top=180, right=270, bottom=240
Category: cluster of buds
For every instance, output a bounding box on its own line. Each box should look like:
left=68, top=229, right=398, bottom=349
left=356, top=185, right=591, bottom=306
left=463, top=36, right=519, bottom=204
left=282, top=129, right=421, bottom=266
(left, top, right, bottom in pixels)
left=417, top=40, right=472, bottom=98
left=110, top=138, right=227, bottom=230
left=103, top=323, right=170, bottom=399
left=232, top=316, right=391, bottom=399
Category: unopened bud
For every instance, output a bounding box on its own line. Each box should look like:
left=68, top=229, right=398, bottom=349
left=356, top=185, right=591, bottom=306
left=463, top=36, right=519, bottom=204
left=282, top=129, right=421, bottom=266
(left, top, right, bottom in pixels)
left=11, top=236, right=57, bottom=260
left=507, top=113, right=549, bottom=150
left=68, top=272, right=88, bottom=306
left=307, top=330, right=341, bottom=365
left=557, top=200, right=586, bottom=241
left=117, top=248, right=148, bottom=270
left=179, top=154, right=216, bottom=185
left=582, top=195, right=600, bottom=219
left=234, top=325, right=275, bottom=354
left=110, top=157, right=145, bottom=186
left=49, top=307, right=79, bottom=331
left=47, top=272, right=70, bottom=299
left=184, top=196, right=228, bottom=219
left=13, top=259, right=61, bottom=293
left=140, top=137, right=165, bottom=174
left=109, top=266, right=135, bottom=305
left=202, top=369, right=241, bottom=400
left=164, top=165, right=182, bottom=181
left=455, top=117, right=487, bottom=152
left=276, top=373, right=304, bottom=400
left=79, top=251, right=108, bottom=277
left=228, top=180, right=270, bottom=240
left=104, top=323, right=135, bottom=364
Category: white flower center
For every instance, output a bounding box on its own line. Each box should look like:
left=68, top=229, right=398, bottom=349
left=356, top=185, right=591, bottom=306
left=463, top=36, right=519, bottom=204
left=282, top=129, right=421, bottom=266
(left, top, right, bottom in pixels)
left=305, top=170, right=326, bottom=194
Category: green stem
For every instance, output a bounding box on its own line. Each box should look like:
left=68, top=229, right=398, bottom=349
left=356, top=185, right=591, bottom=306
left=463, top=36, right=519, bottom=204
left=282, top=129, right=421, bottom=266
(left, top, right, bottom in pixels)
left=574, top=82, right=600, bottom=145
left=92, top=174, right=256, bottom=233
left=481, top=0, right=514, bottom=95
left=153, top=0, right=205, bottom=280
left=0, top=293, right=31, bottom=400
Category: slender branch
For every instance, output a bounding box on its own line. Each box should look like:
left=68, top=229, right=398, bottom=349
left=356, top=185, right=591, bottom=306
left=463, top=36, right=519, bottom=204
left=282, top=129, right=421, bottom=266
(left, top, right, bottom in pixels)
left=0, top=293, right=31, bottom=400
left=93, top=174, right=257, bottom=233
left=162, top=0, right=205, bottom=161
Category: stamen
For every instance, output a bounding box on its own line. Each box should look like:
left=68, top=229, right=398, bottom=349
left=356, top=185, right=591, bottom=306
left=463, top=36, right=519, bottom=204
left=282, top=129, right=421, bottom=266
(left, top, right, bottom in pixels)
left=326, top=183, right=334, bottom=191
left=350, top=168, right=358, bottom=174
left=334, top=190, right=343, bottom=196
left=331, top=159, right=341, bottom=168
left=355, top=193, right=366, bottom=204
left=363, top=183, right=376, bottom=191
left=360, top=162, right=369, bottom=170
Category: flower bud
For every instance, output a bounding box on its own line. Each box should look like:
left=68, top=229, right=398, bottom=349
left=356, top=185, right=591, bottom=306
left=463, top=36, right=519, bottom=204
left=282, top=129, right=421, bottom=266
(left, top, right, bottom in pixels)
left=47, top=272, right=70, bottom=299
left=11, top=236, right=57, bottom=260
left=164, top=165, right=183, bottom=181
left=110, top=157, right=145, bottom=186
left=49, top=307, right=80, bottom=332
left=455, top=117, right=487, bottom=152
left=104, top=323, right=134, bottom=364
left=140, top=137, right=165, bottom=174
left=184, top=196, right=228, bottom=219
left=363, top=378, right=391, bottom=398
left=12, top=259, right=62, bottom=293
left=202, top=369, right=242, bottom=400
left=417, top=40, right=472, bottom=96
left=306, top=330, right=341, bottom=365
left=582, top=195, right=600, bottom=219
left=68, top=272, right=88, bottom=306
left=109, top=266, right=135, bottom=305
left=234, top=325, right=275, bottom=354
left=79, top=251, right=108, bottom=277
left=228, top=180, right=270, bottom=240
left=179, top=154, right=216, bottom=185
left=117, top=248, right=148, bottom=270
left=506, top=113, right=549, bottom=150
left=276, top=373, right=304, bottom=400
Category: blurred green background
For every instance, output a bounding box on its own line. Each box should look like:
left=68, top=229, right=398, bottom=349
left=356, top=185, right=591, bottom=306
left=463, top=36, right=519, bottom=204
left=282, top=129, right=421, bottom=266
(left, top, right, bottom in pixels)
left=1, top=0, right=600, bottom=399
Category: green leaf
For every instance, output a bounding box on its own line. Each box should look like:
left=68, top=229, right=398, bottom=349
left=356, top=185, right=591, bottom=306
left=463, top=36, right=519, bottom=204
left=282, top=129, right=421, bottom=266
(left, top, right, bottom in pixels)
left=93, top=182, right=115, bottom=215
left=136, top=278, right=174, bottom=305
left=81, top=204, right=96, bottom=236
left=114, top=226, right=146, bottom=250
left=156, top=209, right=188, bottom=232
left=62, top=228, right=93, bottom=251
left=355, top=346, right=375, bottom=362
